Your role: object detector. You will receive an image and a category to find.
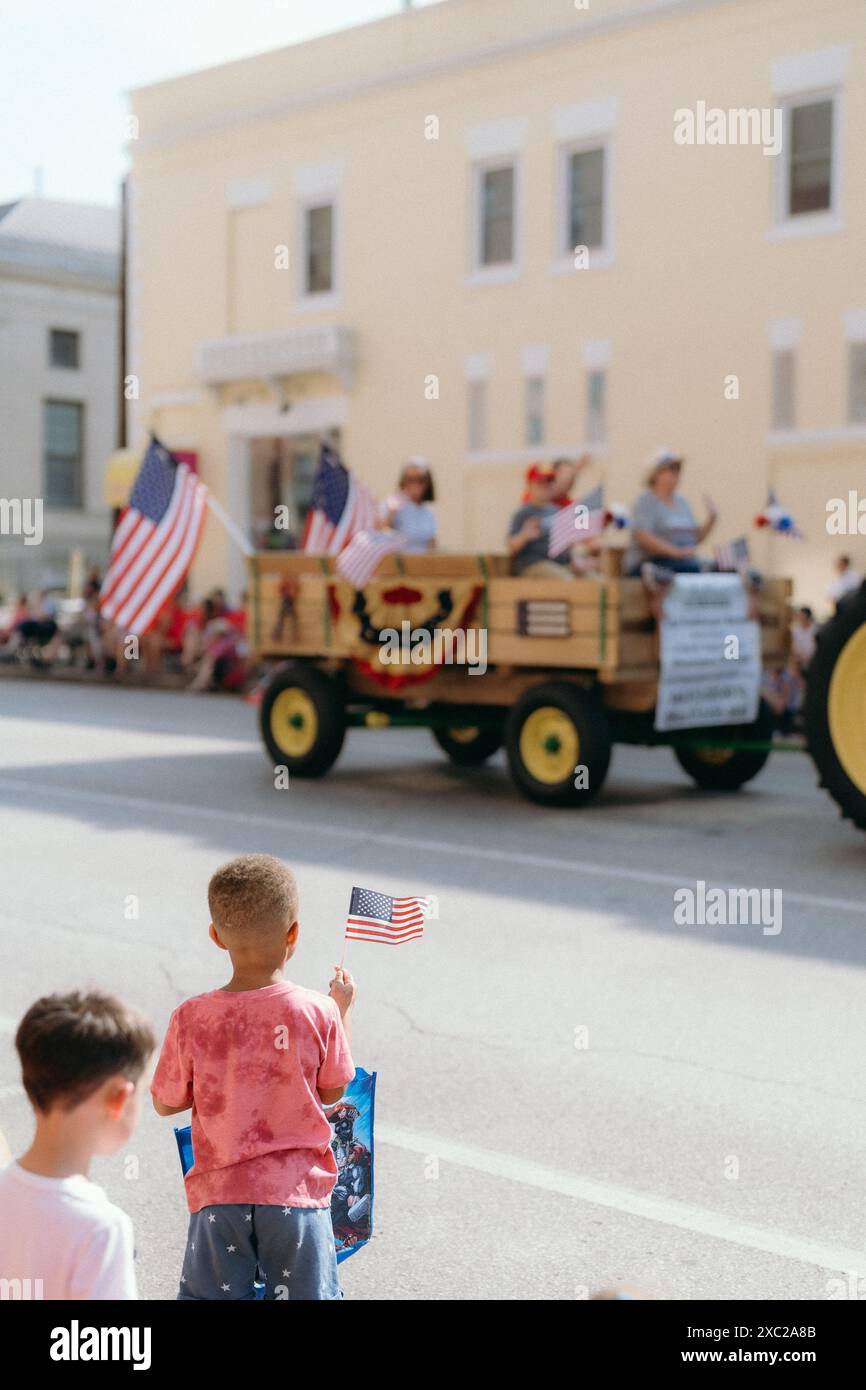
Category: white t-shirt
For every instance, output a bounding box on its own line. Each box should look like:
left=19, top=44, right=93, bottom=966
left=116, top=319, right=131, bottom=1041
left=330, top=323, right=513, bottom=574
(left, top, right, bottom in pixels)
left=827, top=569, right=862, bottom=604
left=0, top=1161, right=137, bottom=1300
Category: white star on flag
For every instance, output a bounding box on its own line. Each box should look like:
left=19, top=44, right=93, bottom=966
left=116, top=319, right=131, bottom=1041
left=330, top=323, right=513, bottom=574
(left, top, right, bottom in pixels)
left=345, top=885, right=428, bottom=945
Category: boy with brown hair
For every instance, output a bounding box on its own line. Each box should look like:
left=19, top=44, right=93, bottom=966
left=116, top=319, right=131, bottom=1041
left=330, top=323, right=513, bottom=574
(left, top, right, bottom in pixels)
left=151, top=853, right=356, bottom=1301
left=0, top=990, right=155, bottom=1300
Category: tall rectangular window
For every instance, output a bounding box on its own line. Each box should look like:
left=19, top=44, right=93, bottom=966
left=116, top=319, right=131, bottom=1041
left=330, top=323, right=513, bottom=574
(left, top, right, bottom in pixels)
left=787, top=99, right=834, bottom=217
left=566, top=147, right=605, bottom=252
left=771, top=349, right=796, bottom=430
left=849, top=343, right=866, bottom=425
left=44, top=400, right=84, bottom=508
left=525, top=376, right=545, bottom=446
left=304, top=203, right=333, bottom=295
left=467, top=379, right=487, bottom=451
left=479, top=165, right=514, bottom=267
left=49, top=329, right=80, bottom=369
left=586, top=370, right=606, bottom=444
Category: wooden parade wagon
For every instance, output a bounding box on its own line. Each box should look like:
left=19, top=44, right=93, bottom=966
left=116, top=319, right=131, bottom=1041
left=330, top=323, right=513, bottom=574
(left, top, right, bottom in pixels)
left=246, top=549, right=798, bottom=807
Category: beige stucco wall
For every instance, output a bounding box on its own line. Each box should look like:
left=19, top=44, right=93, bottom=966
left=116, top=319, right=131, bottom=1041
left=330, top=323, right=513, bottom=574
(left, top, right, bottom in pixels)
left=127, top=0, right=866, bottom=612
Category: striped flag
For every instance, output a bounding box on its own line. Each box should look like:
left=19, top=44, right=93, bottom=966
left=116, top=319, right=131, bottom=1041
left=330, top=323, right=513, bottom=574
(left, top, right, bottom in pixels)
left=303, top=441, right=379, bottom=555
left=714, top=536, right=750, bottom=572
left=345, top=886, right=428, bottom=945
left=99, top=437, right=207, bottom=636
left=549, top=485, right=607, bottom=558
left=336, top=528, right=406, bottom=589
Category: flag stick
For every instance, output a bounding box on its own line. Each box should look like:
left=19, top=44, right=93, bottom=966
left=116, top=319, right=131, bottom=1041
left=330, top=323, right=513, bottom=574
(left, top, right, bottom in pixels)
left=205, top=493, right=254, bottom=557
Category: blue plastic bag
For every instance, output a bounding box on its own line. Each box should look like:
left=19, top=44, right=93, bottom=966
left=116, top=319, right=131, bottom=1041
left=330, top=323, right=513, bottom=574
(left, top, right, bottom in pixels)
left=174, top=1067, right=376, bottom=1265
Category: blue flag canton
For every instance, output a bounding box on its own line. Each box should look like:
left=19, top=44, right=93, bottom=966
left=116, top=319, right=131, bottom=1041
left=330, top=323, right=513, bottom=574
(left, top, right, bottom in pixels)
left=129, top=439, right=178, bottom=523
left=349, top=886, right=392, bottom=923
left=310, top=443, right=349, bottom=523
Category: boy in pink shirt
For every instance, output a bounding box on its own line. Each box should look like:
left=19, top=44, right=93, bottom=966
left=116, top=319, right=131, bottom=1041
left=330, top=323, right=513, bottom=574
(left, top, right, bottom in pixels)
left=151, top=854, right=356, bottom=1300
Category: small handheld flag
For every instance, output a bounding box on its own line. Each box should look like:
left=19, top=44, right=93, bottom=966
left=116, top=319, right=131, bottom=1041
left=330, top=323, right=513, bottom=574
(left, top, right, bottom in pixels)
left=549, top=486, right=608, bottom=558
left=345, top=887, right=427, bottom=945
left=336, top=528, right=405, bottom=589
left=714, top=536, right=750, bottom=572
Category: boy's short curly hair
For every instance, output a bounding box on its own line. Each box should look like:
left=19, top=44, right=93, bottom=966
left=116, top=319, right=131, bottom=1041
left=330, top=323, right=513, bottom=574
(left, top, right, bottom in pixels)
left=16, top=991, right=156, bottom=1113
left=208, top=854, right=299, bottom=940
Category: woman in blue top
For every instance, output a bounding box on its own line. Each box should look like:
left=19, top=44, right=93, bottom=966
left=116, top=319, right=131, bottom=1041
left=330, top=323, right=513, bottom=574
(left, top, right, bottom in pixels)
left=386, top=458, right=437, bottom=552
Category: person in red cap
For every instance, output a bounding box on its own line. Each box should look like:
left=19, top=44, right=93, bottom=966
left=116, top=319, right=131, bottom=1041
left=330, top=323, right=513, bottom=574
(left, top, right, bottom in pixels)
left=507, top=464, right=574, bottom=577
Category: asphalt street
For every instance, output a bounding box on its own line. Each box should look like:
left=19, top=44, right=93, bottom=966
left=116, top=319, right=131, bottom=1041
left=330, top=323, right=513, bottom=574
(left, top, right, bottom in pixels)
left=0, top=677, right=864, bottom=1301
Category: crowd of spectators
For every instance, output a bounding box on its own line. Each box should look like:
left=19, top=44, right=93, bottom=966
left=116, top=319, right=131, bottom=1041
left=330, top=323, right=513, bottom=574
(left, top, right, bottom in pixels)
left=0, top=573, right=248, bottom=692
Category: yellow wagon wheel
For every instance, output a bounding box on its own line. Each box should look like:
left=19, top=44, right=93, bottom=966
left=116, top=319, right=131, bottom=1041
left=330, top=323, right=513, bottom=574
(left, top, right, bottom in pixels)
left=827, top=624, right=866, bottom=797
left=805, top=587, right=866, bottom=830
left=259, top=666, right=346, bottom=777
left=505, top=681, right=611, bottom=807
left=270, top=688, right=319, bottom=759
left=672, top=701, right=773, bottom=791
left=431, top=721, right=503, bottom=766
left=518, top=707, right=581, bottom=785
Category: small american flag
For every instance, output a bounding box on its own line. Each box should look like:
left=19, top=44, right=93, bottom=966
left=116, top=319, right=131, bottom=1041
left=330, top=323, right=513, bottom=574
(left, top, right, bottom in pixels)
left=714, top=536, right=750, bottom=572
left=346, top=887, right=428, bottom=945
left=99, top=437, right=207, bottom=636
left=302, top=441, right=379, bottom=555
left=549, top=486, right=607, bottom=558
left=336, top=529, right=405, bottom=589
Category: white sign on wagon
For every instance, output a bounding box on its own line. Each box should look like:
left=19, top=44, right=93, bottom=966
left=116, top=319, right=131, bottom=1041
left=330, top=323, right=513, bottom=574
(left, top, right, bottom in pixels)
left=654, top=574, right=761, bottom=733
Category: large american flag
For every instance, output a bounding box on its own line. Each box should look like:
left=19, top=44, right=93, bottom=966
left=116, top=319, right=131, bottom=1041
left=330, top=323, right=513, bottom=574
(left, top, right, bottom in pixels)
left=100, top=437, right=207, bottom=635
left=336, top=529, right=405, bottom=588
left=302, top=441, right=379, bottom=555
left=345, top=887, right=428, bottom=945
left=549, top=485, right=608, bottom=558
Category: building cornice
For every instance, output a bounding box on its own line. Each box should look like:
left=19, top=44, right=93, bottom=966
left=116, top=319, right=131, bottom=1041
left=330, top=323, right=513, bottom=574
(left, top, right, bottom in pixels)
left=131, top=0, right=736, bottom=154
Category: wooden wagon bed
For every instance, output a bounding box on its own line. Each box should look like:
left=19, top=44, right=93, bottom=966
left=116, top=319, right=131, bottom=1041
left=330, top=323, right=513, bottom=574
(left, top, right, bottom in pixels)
left=246, top=550, right=792, bottom=712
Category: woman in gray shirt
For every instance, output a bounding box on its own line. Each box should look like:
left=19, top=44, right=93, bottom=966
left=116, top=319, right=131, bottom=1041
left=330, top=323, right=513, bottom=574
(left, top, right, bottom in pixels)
left=624, top=449, right=717, bottom=576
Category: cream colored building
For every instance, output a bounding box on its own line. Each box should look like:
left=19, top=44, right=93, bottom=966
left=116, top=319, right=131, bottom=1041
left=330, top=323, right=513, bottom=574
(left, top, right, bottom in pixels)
left=126, top=0, right=866, bottom=610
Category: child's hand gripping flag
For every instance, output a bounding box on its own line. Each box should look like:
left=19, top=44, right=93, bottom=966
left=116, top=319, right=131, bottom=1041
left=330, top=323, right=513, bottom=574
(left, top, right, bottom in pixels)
left=345, top=887, right=429, bottom=945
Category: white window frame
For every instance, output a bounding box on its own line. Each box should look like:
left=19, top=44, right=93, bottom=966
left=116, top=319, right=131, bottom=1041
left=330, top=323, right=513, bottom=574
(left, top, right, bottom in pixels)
left=554, top=136, right=614, bottom=272
left=771, top=90, right=843, bottom=238
left=465, top=352, right=491, bottom=454
left=770, top=348, right=797, bottom=432
left=768, top=49, right=848, bottom=241
left=469, top=156, right=521, bottom=285
left=293, top=161, right=342, bottom=311
left=467, top=378, right=488, bottom=453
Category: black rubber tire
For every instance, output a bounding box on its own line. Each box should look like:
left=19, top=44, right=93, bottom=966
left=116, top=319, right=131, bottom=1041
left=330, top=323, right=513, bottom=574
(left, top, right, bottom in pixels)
left=804, top=583, right=866, bottom=830
left=505, top=681, right=612, bottom=807
left=431, top=724, right=503, bottom=766
left=259, top=665, right=346, bottom=777
left=673, top=699, right=774, bottom=790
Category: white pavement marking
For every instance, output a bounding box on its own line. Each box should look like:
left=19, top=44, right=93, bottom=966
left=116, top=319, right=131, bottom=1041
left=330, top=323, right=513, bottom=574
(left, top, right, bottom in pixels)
left=377, top=1122, right=864, bottom=1275
left=0, top=774, right=863, bottom=918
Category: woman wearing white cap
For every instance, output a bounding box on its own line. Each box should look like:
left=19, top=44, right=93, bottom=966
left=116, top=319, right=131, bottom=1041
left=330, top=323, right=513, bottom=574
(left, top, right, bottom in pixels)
left=624, top=449, right=717, bottom=578
left=384, top=458, right=437, bottom=553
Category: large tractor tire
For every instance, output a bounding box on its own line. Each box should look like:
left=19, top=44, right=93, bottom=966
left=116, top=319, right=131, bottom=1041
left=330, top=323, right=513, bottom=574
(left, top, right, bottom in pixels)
left=672, top=699, right=775, bottom=791
left=259, top=665, right=346, bottom=777
left=804, top=585, right=866, bottom=830
left=505, top=681, right=611, bottom=807
left=431, top=723, right=503, bottom=766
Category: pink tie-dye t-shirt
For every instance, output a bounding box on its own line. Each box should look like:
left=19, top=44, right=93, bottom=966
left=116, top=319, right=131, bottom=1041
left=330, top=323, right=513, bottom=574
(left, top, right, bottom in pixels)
left=151, top=981, right=354, bottom=1213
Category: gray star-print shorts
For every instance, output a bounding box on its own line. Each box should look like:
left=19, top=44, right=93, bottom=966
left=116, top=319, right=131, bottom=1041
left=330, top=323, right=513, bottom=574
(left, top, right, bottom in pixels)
left=178, top=1204, right=342, bottom=1301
